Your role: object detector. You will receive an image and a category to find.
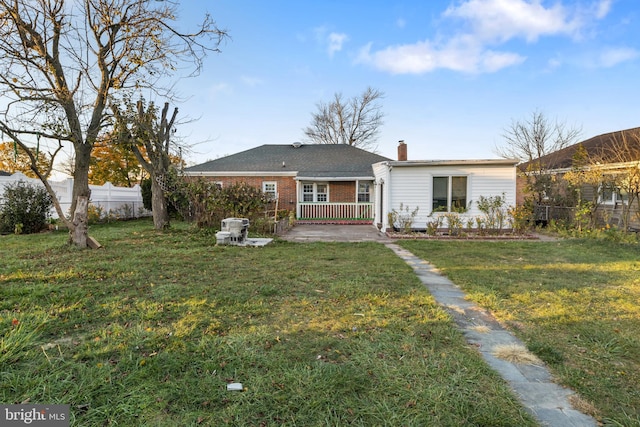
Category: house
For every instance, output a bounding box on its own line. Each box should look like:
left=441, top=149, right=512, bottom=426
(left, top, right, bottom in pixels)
left=517, top=127, right=640, bottom=229
left=185, top=142, right=520, bottom=229
left=373, top=143, right=519, bottom=231
left=184, top=143, right=391, bottom=224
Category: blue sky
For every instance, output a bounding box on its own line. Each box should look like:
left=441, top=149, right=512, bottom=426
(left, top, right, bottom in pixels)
left=172, top=0, right=640, bottom=164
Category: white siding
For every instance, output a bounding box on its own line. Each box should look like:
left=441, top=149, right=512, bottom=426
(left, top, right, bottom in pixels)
left=372, top=162, right=390, bottom=227
left=388, top=167, right=431, bottom=228
left=383, top=164, right=516, bottom=230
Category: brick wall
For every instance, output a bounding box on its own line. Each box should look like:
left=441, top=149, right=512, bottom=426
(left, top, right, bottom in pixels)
left=190, top=177, right=362, bottom=207
left=198, top=176, right=298, bottom=211
left=329, top=181, right=356, bottom=202
left=516, top=174, right=527, bottom=205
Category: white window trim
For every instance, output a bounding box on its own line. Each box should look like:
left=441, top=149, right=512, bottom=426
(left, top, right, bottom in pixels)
left=301, top=182, right=329, bottom=202
left=431, top=175, right=469, bottom=213
left=262, top=181, right=277, bottom=200
left=357, top=181, right=371, bottom=203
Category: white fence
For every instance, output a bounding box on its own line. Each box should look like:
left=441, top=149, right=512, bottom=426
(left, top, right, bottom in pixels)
left=0, top=172, right=148, bottom=219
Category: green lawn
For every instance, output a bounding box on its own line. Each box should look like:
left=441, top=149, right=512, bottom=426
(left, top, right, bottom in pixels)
left=399, top=239, right=640, bottom=426
left=1, top=220, right=536, bottom=426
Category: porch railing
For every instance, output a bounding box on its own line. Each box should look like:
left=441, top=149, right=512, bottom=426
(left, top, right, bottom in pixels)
left=298, top=202, right=373, bottom=220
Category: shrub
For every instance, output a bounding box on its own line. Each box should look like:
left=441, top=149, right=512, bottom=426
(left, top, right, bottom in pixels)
left=477, top=194, right=508, bottom=232
left=0, top=181, right=53, bottom=234
left=426, top=215, right=443, bottom=236
left=443, top=212, right=463, bottom=236
left=169, top=179, right=271, bottom=229
left=508, top=204, right=533, bottom=235
left=87, top=204, right=105, bottom=224
left=388, top=203, right=419, bottom=233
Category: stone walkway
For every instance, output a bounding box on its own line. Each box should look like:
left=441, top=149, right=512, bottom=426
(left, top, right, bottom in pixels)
left=385, top=242, right=597, bottom=427
left=281, top=225, right=599, bottom=425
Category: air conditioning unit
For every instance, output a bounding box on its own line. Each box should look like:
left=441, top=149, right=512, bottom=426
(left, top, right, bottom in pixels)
left=217, top=217, right=250, bottom=245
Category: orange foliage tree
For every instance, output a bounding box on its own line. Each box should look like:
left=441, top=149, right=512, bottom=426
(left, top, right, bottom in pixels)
left=0, top=141, right=52, bottom=178
left=88, top=137, right=147, bottom=187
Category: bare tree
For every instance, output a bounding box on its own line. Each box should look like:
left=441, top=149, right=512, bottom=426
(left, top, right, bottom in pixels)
left=496, top=110, right=582, bottom=204
left=0, top=0, right=226, bottom=247
left=112, top=99, right=178, bottom=230
left=496, top=110, right=582, bottom=162
left=303, top=87, right=384, bottom=151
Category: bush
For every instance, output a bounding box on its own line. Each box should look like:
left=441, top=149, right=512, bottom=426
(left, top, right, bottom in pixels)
left=0, top=181, right=53, bottom=234
left=388, top=203, right=419, bottom=233
left=443, top=212, right=463, bottom=236
left=169, top=179, right=271, bottom=229
left=477, top=194, right=508, bottom=232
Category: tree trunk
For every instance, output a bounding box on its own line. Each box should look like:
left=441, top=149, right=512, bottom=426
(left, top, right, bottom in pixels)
left=68, top=144, right=92, bottom=247
left=151, top=175, right=170, bottom=230
left=70, top=195, right=89, bottom=248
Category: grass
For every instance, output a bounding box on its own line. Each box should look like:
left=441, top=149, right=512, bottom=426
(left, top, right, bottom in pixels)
left=0, top=219, right=536, bottom=426
left=399, top=238, right=640, bottom=426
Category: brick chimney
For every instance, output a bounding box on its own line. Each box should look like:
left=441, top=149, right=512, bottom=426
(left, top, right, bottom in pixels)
left=397, top=140, right=407, bottom=161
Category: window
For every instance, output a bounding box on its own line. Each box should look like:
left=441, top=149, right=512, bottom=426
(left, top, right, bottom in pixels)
left=302, top=183, right=329, bottom=202
left=262, top=181, right=277, bottom=200
left=358, top=182, right=371, bottom=202
left=302, top=184, right=314, bottom=202
left=316, top=184, right=327, bottom=202
left=432, top=176, right=468, bottom=212
left=600, top=182, right=628, bottom=205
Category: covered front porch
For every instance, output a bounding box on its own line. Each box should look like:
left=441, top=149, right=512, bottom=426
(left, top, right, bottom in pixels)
left=296, top=202, right=374, bottom=224
left=294, top=177, right=375, bottom=224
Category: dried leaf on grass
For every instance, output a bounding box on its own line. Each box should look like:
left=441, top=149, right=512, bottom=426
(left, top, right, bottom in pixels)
left=492, top=344, right=542, bottom=365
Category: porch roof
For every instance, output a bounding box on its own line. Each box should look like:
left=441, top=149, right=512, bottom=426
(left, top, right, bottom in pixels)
left=295, top=175, right=375, bottom=181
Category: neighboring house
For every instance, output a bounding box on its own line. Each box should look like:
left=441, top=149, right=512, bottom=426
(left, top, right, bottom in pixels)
left=185, top=142, right=519, bottom=229
left=517, top=127, right=640, bottom=229
left=184, top=143, right=391, bottom=224
left=373, top=149, right=518, bottom=231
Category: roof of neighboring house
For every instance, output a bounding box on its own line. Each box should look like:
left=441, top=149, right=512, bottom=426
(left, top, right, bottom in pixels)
left=0, top=170, right=11, bottom=176
left=520, top=127, right=640, bottom=171
left=185, top=144, right=391, bottom=178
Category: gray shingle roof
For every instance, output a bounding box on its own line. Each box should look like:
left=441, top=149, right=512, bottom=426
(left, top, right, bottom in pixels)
left=520, top=127, right=640, bottom=171
left=185, top=144, right=391, bottom=178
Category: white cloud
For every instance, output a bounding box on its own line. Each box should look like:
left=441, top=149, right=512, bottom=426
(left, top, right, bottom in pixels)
left=594, top=0, right=612, bottom=19
left=327, top=32, right=348, bottom=57
left=356, top=36, right=525, bottom=74
left=444, top=0, right=579, bottom=43
left=480, top=50, right=527, bottom=72
left=357, top=0, right=617, bottom=75
left=313, top=26, right=349, bottom=57
left=396, top=18, right=406, bottom=29
left=209, top=82, right=231, bottom=95
left=240, top=76, right=263, bottom=87
left=597, top=47, right=639, bottom=67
